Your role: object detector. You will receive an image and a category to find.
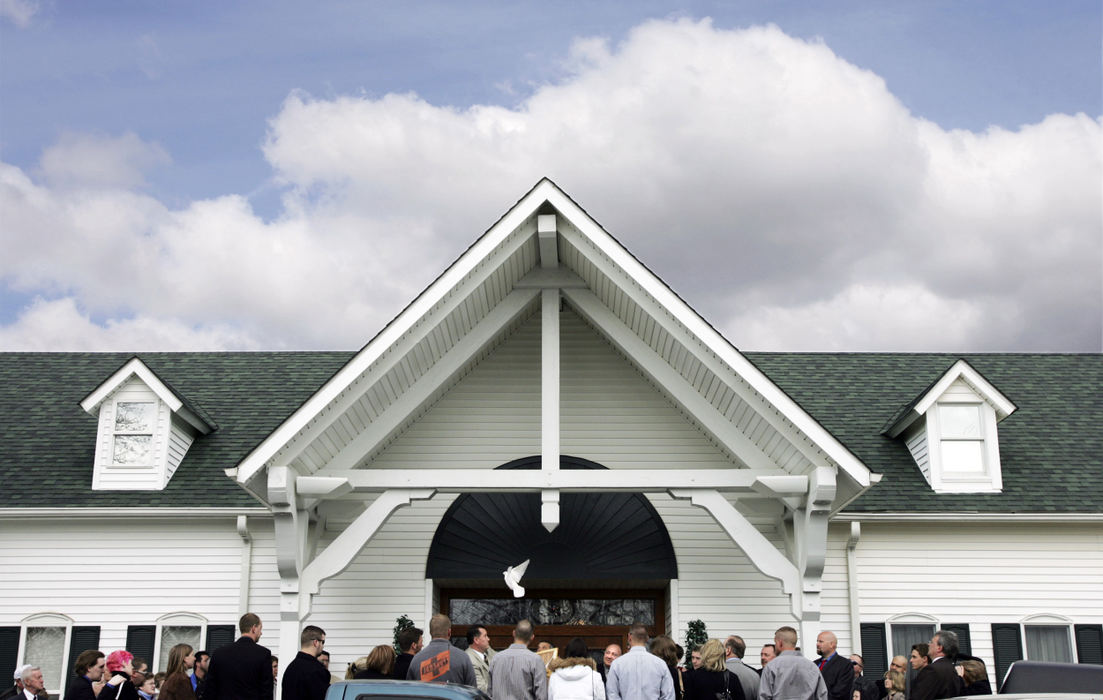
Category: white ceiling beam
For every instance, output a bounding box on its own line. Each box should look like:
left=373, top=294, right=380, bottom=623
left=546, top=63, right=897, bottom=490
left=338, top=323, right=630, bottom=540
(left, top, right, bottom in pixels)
left=515, top=267, right=588, bottom=289
left=563, top=288, right=782, bottom=473
left=538, top=214, right=558, bottom=268
left=311, top=468, right=800, bottom=492
left=319, top=288, right=540, bottom=473
left=541, top=288, right=560, bottom=532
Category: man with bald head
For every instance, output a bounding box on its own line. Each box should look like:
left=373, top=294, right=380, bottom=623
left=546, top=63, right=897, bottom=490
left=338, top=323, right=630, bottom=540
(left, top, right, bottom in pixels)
left=814, top=631, right=853, bottom=700
left=760, top=627, right=826, bottom=700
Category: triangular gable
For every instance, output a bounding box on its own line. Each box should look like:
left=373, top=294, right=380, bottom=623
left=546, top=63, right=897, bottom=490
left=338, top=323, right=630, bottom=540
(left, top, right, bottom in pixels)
left=233, top=179, right=874, bottom=506
left=884, top=358, right=1017, bottom=438
left=80, top=356, right=213, bottom=434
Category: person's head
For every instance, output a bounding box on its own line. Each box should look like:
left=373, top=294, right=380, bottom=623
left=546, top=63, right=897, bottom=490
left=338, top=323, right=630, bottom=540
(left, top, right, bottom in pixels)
left=760, top=644, right=777, bottom=667
left=107, top=650, right=134, bottom=675
left=886, top=668, right=906, bottom=694
left=536, top=641, right=552, bottom=652
left=816, top=631, right=838, bottom=657
left=154, top=672, right=165, bottom=689
left=910, top=644, right=929, bottom=670
left=699, top=639, right=726, bottom=673
left=514, top=619, right=535, bottom=645
left=651, top=635, right=678, bottom=667
left=240, top=613, right=263, bottom=641
left=166, top=644, right=195, bottom=676
left=929, top=630, right=958, bottom=660
left=75, top=650, right=106, bottom=680
left=466, top=626, right=490, bottom=653
left=138, top=674, right=156, bottom=697
left=300, top=625, right=326, bottom=657
left=627, top=624, right=649, bottom=647
left=889, top=655, right=907, bottom=674
left=959, top=659, right=987, bottom=685
left=725, top=635, right=746, bottom=660
left=271, top=656, right=278, bottom=679
left=130, top=657, right=149, bottom=681
left=21, top=666, right=44, bottom=695
left=690, top=648, right=702, bottom=669
left=193, top=651, right=210, bottom=678
left=852, top=691, right=861, bottom=700
left=345, top=657, right=369, bottom=680
left=850, top=654, right=864, bottom=677
left=366, top=644, right=396, bottom=676
left=317, top=651, right=330, bottom=670
left=603, top=643, right=621, bottom=667
left=561, top=637, right=587, bottom=660
left=774, top=627, right=798, bottom=652
left=397, top=627, right=424, bottom=654
left=429, top=614, right=451, bottom=640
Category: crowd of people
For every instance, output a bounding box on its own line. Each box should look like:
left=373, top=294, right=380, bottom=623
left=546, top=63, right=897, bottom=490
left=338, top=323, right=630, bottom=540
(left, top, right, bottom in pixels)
left=5, top=612, right=991, bottom=700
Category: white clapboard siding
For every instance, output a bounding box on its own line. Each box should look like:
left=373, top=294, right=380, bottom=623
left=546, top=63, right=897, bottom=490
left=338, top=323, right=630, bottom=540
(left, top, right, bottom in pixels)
left=370, top=310, right=735, bottom=470
left=165, top=420, right=195, bottom=484
left=242, top=517, right=282, bottom=652
left=92, top=378, right=171, bottom=491
left=0, top=517, right=255, bottom=656
left=851, top=521, right=1103, bottom=669
left=903, top=426, right=930, bottom=483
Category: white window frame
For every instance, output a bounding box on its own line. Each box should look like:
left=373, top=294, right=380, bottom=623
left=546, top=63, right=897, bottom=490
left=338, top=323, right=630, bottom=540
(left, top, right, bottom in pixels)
left=154, top=612, right=208, bottom=673
left=926, top=397, right=1003, bottom=493
left=110, top=398, right=159, bottom=468
left=19, top=612, right=74, bottom=697
left=1020, top=614, right=1076, bottom=663
left=887, top=613, right=939, bottom=658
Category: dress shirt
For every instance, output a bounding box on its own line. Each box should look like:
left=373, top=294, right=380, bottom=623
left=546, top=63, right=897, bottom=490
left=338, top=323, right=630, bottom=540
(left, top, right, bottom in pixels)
left=606, top=645, right=674, bottom=700
left=488, top=643, right=547, bottom=700
left=759, top=650, right=827, bottom=700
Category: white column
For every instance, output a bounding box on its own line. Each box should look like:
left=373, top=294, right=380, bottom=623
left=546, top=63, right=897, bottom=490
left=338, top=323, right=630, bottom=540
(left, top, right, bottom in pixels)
left=541, top=287, right=560, bottom=532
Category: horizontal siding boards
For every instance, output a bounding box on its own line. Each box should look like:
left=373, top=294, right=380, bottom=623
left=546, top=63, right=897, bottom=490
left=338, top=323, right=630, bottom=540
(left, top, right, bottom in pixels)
left=1075, top=625, right=1103, bottom=665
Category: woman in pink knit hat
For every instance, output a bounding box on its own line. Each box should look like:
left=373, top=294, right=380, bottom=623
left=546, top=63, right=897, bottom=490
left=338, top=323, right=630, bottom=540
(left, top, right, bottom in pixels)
left=102, top=650, right=140, bottom=700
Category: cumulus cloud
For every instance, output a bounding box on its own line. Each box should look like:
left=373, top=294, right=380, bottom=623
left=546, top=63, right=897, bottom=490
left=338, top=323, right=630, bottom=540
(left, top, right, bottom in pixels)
left=2, top=18, right=1100, bottom=352
left=0, top=0, right=38, bottom=28
left=37, top=132, right=172, bottom=190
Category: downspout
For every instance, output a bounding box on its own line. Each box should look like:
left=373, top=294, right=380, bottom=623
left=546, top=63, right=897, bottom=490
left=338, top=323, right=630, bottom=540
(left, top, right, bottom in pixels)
left=846, top=521, right=862, bottom=652
left=237, top=515, right=253, bottom=613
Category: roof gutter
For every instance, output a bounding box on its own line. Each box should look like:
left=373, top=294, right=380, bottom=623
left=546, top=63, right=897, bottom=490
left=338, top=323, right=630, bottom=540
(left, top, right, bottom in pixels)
left=836, top=511, right=1103, bottom=523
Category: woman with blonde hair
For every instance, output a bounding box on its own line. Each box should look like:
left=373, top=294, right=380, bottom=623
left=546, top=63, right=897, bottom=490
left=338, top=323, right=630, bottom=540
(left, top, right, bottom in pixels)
left=353, top=645, right=396, bottom=679
left=883, top=668, right=905, bottom=700
left=682, top=639, right=745, bottom=700
left=157, top=644, right=196, bottom=700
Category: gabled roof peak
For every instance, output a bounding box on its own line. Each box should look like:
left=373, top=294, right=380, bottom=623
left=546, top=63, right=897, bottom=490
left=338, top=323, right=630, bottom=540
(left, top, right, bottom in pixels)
left=884, top=358, right=1016, bottom=438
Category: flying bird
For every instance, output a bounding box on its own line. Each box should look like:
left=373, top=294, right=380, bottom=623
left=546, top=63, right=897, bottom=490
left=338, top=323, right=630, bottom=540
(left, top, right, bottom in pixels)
left=503, top=559, right=530, bottom=598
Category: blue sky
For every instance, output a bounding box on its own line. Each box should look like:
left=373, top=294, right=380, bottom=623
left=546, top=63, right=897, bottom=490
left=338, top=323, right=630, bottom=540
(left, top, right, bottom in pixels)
left=1, top=1, right=1100, bottom=351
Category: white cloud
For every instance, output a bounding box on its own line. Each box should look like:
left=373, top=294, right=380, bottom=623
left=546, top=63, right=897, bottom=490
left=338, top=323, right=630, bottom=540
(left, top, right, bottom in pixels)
left=0, top=0, right=38, bottom=28
left=2, top=18, right=1100, bottom=352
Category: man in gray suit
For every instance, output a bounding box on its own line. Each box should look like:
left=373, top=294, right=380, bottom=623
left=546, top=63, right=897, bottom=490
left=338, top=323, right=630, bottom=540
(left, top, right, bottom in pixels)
left=724, top=635, right=760, bottom=700
left=465, top=624, right=496, bottom=694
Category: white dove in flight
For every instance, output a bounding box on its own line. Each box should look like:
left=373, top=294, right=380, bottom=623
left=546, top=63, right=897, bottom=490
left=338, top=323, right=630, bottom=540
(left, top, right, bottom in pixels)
left=503, top=559, right=530, bottom=598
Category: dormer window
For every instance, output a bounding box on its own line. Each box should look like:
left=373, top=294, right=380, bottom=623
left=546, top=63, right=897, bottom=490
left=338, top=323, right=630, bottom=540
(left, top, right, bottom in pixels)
left=81, top=357, right=213, bottom=491
left=884, top=360, right=1015, bottom=494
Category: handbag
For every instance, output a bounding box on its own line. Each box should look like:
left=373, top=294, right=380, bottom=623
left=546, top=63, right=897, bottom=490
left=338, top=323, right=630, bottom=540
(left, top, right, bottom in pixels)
left=715, top=669, right=733, bottom=700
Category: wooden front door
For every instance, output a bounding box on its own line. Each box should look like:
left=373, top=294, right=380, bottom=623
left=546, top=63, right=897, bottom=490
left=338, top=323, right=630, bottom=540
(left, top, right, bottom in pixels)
left=441, top=588, right=665, bottom=660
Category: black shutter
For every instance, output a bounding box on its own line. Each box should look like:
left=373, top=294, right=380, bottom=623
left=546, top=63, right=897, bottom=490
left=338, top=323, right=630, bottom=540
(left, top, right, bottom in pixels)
left=0, top=627, right=20, bottom=690
left=205, top=625, right=236, bottom=652
left=1075, top=624, right=1103, bottom=665
left=66, top=627, right=101, bottom=681
left=860, top=623, right=888, bottom=681
left=125, top=625, right=156, bottom=666
left=941, top=623, right=972, bottom=657
left=991, top=623, right=1023, bottom=691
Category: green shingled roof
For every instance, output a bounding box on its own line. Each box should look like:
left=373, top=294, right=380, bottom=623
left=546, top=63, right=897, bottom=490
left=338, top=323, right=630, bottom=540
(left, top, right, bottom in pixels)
left=0, top=352, right=1098, bottom=513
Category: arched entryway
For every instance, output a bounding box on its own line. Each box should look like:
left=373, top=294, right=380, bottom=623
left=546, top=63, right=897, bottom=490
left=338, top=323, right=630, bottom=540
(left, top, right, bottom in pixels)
left=427, top=456, right=677, bottom=653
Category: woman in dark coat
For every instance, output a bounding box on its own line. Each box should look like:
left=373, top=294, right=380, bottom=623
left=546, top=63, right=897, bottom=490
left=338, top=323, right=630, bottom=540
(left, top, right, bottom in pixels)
left=682, top=639, right=746, bottom=700
left=102, top=651, right=140, bottom=700
left=158, top=644, right=197, bottom=700
left=353, top=645, right=396, bottom=680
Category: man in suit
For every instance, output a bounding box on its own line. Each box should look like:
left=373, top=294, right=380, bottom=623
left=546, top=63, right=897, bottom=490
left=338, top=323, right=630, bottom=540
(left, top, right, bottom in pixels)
left=814, top=631, right=854, bottom=700
left=724, top=635, right=760, bottom=700
left=464, top=624, right=496, bottom=694
left=64, top=650, right=106, bottom=700
left=205, top=612, right=274, bottom=700
left=281, top=625, right=329, bottom=700
left=911, top=631, right=963, bottom=700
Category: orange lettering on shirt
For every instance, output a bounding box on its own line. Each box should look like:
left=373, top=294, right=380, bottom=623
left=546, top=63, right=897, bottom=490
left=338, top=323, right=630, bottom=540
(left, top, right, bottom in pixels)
left=419, top=650, right=451, bottom=681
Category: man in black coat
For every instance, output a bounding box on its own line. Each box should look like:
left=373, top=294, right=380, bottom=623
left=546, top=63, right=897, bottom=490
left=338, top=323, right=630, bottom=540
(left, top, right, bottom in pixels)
left=911, top=631, right=963, bottom=700
left=65, top=650, right=106, bottom=700
left=815, top=631, right=855, bottom=700
left=205, top=612, right=274, bottom=700
left=281, top=625, right=330, bottom=700
left=392, top=626, right=424, bottom=681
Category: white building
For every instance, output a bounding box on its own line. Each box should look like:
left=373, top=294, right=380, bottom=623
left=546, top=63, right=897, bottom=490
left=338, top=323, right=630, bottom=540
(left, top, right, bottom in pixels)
left=1, top=180, right=1100, bottom=697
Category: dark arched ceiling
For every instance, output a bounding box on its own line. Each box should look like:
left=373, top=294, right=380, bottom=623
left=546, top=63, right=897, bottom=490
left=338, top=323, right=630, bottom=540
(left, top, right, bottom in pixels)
left=426, top=456, right=677, bottom=581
